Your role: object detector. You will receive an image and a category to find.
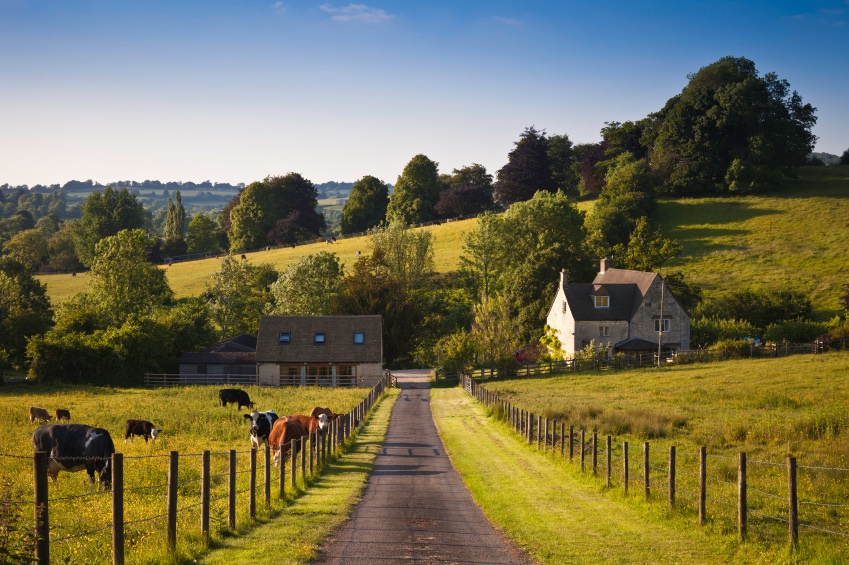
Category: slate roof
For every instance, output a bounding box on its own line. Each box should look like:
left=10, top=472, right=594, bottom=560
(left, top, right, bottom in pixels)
left=180, top=334, right=257, bottom=365
left=256, top=315, right=382, bottom=364
left=562, top=283, right=639, bottom=321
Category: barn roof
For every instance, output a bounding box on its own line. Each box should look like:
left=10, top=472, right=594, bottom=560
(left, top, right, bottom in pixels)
left=255, top=315, right=382, bottom=364
left=180, top=334, right=257, bottom=365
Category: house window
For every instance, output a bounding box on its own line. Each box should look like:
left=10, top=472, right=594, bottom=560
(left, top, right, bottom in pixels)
left=279, top=331, right=290, bottom=344
left=353, top=331, right=365, bottom=345
left=599, top=325, right=610, bottom=337
left=594, top=295, right=609, bottom=308
left=314, top=332, right=326, bottom=345
left=655, top=319, right=670, bottom=333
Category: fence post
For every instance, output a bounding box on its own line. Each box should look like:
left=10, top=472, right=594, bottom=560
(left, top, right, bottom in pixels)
left=580, top=430, right=585, bottom=472
left=738, top=452, right=747, bottom=541
left=33, top=451, right=49, bottom=565
left=537, top=415, right=542, bottom=449
left=592, top=432, right=598, bottom=476
left=112, top=452, right=124, bottom=565
left=309, top=432, right=315, bottom=476
left=668, top=446, right=676, bottom=509
left=643, top=442, right=650, bottom=499
left=201, top=450, right=210, bottom=541
left=788, top=456, right=798, bottom=546
left=606, top=435, right=612, bottom=487
left=300, top=436, right=306, bottom=481
left=699, top=447, right=706, bottom=525
left=228, top=450, right=236, bottom=530
left=249, top=449, right=256, bottom=520
left=167, top=451, right=178, bottom=553
left=623, top=441, right=629, bottom=496
left=264, top=445, right=270, bottom=508
left=290, top=440, right=297, bottom=489
left=278, top=448, right=285, bottom=499
left=560, top=423, right=565, bottom=457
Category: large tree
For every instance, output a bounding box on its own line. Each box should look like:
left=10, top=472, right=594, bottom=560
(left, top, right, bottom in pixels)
left=205, top=255, right=276, bottom=339
left=647, top=56, right=817, bottom=195
left=434, top=164, right=494, bottom=218
left=72, top=187, right=147, bottom=266
left=386, top=154, right=442, bottom=225
left=494, top=126, right=556, bottom=206
left=268, top=251, right=345, bottom=315
left=340, top=175, right=389, bottom=234
left=186, top=213, right=221, bottom=254
left=0, top=257, right=52, bottom=369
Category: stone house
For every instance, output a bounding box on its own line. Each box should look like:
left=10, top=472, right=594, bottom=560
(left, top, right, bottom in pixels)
left=546, top=258, right=690, bottom=358
left=178, top=334, right=257, bottom=383
left=255, top=315, right=383, bottom=387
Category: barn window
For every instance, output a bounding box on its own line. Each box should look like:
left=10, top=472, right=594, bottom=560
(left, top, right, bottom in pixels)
left=654, top=319, right=670, bottom=333
left=314, top=332, right=326, bottom=345
left=594, top=295, right=609, bottom=308
left=279, top=332, right=290, bottom=344
left=353, top=331, right=365, bottom=345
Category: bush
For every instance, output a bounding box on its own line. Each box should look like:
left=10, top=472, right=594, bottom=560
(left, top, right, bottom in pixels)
left=764, top=318, right=827, bottom=344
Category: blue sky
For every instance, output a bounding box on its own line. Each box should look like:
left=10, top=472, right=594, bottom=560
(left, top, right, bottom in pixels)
left=1, top=1, right=847, bottom=187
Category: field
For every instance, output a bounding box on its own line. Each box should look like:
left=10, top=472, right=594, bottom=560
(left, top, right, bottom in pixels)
left=475, top=352, right=849, bottom=560
left=0, top=383, right=375, bottom=564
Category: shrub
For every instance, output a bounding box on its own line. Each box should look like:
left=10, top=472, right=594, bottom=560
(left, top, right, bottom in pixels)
left=764, top=318, right=826, bottom=343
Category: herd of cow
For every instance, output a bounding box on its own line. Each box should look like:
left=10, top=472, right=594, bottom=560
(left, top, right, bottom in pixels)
left=29, top=388, right=340, bottom=492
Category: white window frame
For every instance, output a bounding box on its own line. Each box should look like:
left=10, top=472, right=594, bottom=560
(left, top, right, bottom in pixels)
left=654, top=319, right=670, bottom=333
left=594, top=295, right=609, bottom=308
left=599, top=325, right=610, bottom=337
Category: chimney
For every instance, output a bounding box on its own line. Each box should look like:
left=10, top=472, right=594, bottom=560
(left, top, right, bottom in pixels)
left=600, top=257, right=612, bottom=274
left=560, top=268, right=568, bottom=289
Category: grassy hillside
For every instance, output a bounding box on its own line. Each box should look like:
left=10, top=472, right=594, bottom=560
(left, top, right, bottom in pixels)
left=37, top=167, right=849, bottom=317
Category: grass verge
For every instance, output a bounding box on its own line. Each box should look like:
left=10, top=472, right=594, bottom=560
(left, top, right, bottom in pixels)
left=196, top=387, right=398, bottom=564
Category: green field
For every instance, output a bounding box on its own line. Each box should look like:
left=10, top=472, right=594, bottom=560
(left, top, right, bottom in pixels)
left=471, top=352, right=849, bottom=561
left=0, top=383, right=379, bottom=564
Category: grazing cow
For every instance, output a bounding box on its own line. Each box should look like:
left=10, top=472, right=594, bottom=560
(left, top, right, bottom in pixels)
left=29, top=407, right=51, bottom=423
left=55, top=409, right=71, bottom=422
left=243, top=410, right=279, bottom=450
left=268, top=417, right=308, bottom=467
left=125, top=419, right=159, bottom=442
left=219, top=388, right=253, bottom=410
left=32, top=424, right=116, bottom=490
left=309, top=406, right=338, bottom=422
left=289, top=413, right=328, bottom=436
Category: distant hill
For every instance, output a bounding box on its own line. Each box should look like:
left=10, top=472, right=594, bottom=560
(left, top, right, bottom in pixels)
left=810, top=152, right=841, bottom=165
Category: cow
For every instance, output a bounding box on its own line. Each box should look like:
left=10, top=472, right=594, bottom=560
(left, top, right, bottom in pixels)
left=55, top=409, right=71, bottom=422
left=32, top=424, right=116, bottom=491
left=243, top=410, right=279, bottom=450
left=29, top=407, right=52, bottom=423
left=290, top=413, right=328, bottom=436
left=219, top=388, right=253, bottom=410
left=125, top=419, right=159, bottom=442
left=309, top=406, right=339, bottom=422
left=268, top=417, right=308, bottom=467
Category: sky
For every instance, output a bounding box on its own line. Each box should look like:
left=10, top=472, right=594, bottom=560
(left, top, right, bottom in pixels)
left=1, top=0, right=847, bottom=187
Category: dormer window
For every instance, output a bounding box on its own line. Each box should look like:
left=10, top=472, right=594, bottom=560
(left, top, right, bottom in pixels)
left=314, top=332, right=326, bottom=345
left=279, top=332, right=290, bottom=344
left=594, top=295, right=609, bottom=308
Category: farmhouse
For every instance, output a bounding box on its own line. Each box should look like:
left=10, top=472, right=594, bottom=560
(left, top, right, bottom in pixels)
left=256, top=315, right=383, bottom=387
left=178, top=334, right=257, bottom=383
left=546, top=258, right=690, bottom=359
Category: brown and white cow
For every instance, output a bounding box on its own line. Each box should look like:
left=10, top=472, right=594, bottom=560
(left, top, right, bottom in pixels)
left=32, top=424, right=116, bottom=491
left=55, top=409, right=71, bottom=422
left=125, top=419, right=159, bottom=442
left=309, top=406, right=339, bottom=422
left=289, top=413, right=328, bottom=436
left=268, top=417, right=308, bottom=467
left=29, top=407, right=52, bottom=423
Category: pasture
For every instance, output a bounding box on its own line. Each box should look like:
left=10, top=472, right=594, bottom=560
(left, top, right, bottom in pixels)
left=0, top=383, right=371, bottom=564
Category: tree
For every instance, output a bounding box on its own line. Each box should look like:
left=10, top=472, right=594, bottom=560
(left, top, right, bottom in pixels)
left=471, top=294, right=520, bottom=372
left=547, top=134, right=579, bottom=195
left=368, top=221, right=434, bottom=292
left=459, top=212, right=504, bottom=299
left=0, top=257, right=52, bottom=368
left=205, top=255, right=275, bottom=339
left=73, top=187, right=147, bottom=266
left=341, top=175, right=389, bottom=234
left=572, top=142, right=609, bottom=196
left=186, top=213, right=221, bottom=254
left=2, top=229, right=48, bottom=272
left=611, top=217, right=682, bottom=271
left=648, top=56, right=817, bottom=195
left=494, top=126, right=556, bottom=206
left=268, top=251, right=345, bottom=315
left=386, top=154, right=442, bottom=225
left=840, top=149, right=849, bottom=166
left=601, top=120, right=649, bottom=160
left=88, top=229, right=173, bottom=325
left=434, top=164, right=494, bottom=218
left=47, top=222, right=83, bottom=272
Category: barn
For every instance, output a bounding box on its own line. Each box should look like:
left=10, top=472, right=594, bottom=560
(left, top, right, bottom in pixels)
left=255, top=315, right=383, bottom=387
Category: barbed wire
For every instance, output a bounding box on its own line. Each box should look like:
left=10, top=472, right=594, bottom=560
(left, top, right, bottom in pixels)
left=798, top=464, right=849, bottom=472
left=124, top=511, right=167, bottom=527
left=51, top=522, right=112, bottom=543
left=705, top=494, right=737, bottom=508
left=748, top=458, right=785, bottom=468
left=799, top=522, right=849, bottom=538
left=124, top=482, right=168, bottom=494
left=0, top=453, right=33, bottom=459
left=799, top=499, right=849, bottom=508
left=748, top=485, right=785, bottom=501
left=749, top=508, right=789, bottom=524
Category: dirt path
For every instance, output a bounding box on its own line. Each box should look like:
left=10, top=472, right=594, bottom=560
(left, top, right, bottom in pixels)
left=314, top=370, right=532, bottom=564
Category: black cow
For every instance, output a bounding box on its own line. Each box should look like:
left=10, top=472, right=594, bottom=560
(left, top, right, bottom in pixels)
left=125, top=419, right=159, bottom=442
left=219, top=388, right=253, bottom=410
left=243, top=410, right=279, bottom=449
left=32, top=424, right=115, bottom=490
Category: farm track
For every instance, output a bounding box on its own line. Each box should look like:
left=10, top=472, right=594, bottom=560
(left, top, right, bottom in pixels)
left=315, top=369, right=532, bottom=564
left=431, top=387, right=739, bottom=564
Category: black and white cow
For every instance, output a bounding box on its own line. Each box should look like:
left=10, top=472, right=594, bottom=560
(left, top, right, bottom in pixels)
left=32, top=424, right=116, bottom=490
left=219, top=388, right=253, bottom=410
left=244, top=410, right=279, bottom=450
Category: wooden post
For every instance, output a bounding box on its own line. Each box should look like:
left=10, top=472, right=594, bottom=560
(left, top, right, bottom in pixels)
left=290, top=439, right=297, bottom=489
left=167, top=451, right=178, bottom=553
left=33, top=451, right=49, bottom=565
left=788, top=456, right=798, bottom=546
left=201, top=451, right=210, bottom=541
left=569, top=425, right=574, bottom=461
left=112, top=453, right=124, bottom=565
left=580, top=429, right=585, bottom=472
left=536, top=415, right=542, bottom=449
left=544, top=418, right=549, bottom=451
left=228, top=450, right=236, bottom=529
left=527, top=413, right=533, bottom=444
left=309, top=431, right=315, bottom=476
left=738, top=452, right=747, bottom=541
left=699, top=446, right=706, bottom=525
left=264, top=444, right=270, bottom=508
left=560, top=423, right=565, bottom=457
left=300, top=436, right=306, bottom=481
left=643, top=442, right=650, bottom=500
left=249, top=449, right=256, bottom=519
left=606, top=435, right=612, bottom=487
left=592, top=432, right=598, bottom=476
left=278, top=448, right=285, bottom=499
left=623, top=441, right=629, bottom=496
left=668, top=445, right=676, bottom=509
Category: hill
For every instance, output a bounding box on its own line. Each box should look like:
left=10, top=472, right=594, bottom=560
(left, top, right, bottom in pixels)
left=37, top=167, right=849, bottom=318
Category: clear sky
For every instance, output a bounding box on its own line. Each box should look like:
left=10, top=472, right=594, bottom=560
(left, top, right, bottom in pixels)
left=1, top=0, right=847, bottom=187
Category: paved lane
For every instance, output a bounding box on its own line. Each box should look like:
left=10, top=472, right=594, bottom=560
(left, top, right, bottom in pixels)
left=315, top=370, right=532, bottom=564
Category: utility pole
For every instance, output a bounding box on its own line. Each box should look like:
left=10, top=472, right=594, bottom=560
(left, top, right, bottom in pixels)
left=657, top=278, right=664, bottom=368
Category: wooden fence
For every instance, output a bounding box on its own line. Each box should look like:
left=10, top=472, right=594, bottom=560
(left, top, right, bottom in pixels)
left=22, top=374, right=391, bottom=565
left=463, top=376, right=849, bottom=548
left=143, top=373, right=259, bottom=386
